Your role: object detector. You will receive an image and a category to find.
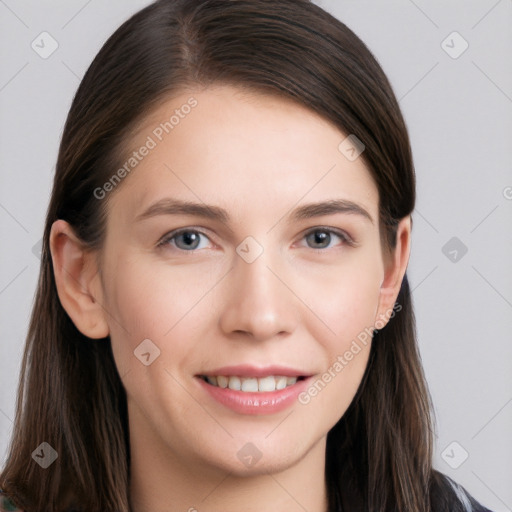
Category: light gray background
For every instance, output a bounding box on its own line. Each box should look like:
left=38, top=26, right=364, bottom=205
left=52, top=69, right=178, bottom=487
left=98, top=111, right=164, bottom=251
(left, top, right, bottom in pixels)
left=0, top=0, right=511, bottom=510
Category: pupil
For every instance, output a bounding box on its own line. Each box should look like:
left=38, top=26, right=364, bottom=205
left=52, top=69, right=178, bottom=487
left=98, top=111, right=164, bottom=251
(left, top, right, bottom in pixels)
left=180, top=232, right=199, bottom=249
left=311, top=231, right=329, bottom=248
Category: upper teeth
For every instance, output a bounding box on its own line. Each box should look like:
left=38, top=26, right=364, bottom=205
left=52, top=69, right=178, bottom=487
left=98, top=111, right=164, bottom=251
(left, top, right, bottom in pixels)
left=204, top=375, right=298, bottom=392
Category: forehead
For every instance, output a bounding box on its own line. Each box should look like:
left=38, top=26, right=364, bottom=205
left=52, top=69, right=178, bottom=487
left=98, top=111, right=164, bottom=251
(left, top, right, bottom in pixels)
left=107, top=85, right=379, bottom=225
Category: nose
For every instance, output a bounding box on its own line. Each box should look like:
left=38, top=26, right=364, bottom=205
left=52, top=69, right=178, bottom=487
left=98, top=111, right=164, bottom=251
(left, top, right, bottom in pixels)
left=218, top=245, right=299, bottom=342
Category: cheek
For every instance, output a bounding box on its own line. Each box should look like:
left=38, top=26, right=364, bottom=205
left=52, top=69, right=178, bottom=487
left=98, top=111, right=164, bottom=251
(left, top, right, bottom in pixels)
left=298, top=283, right=375, bottom=433
left=300, top=342, right=371, bottom=434
left=101, top=255, right=221, bottom=373
left=294, top=251, right=381, bottom=422
left=299, top=249, right=383, bottom=347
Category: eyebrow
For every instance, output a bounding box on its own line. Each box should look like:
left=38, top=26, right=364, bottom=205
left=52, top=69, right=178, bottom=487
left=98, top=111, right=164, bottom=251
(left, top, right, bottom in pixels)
left=136, top=198, right=374, bottom=225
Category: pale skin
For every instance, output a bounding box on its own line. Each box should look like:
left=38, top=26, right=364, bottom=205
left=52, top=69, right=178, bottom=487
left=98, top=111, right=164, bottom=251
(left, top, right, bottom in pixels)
left=50, top=85, right=411, bottom=512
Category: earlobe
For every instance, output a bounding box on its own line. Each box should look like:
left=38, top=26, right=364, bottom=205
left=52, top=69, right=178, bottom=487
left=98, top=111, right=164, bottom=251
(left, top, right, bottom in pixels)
left=374, top=216, right=411, bottom=328
left=49, top=219, right=110, bottom=339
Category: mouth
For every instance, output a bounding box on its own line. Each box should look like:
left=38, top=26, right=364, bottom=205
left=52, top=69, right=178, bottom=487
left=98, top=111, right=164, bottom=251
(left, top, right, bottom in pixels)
left=196, top=366, right=314, bottom=414
left=198, top=374, right=307, bottom=392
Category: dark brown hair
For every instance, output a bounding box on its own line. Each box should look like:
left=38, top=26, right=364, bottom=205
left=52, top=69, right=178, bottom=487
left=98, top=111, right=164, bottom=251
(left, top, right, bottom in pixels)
left=0, top=1, right=488, bottom=511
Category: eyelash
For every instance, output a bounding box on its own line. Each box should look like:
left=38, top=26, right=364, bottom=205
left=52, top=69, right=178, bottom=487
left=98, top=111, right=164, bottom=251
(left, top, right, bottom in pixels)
left=156, top=226, right=356, bottom=252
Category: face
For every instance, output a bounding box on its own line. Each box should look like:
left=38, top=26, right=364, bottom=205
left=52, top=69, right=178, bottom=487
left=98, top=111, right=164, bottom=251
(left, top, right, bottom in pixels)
left=94, top=85, right=398, bottom=477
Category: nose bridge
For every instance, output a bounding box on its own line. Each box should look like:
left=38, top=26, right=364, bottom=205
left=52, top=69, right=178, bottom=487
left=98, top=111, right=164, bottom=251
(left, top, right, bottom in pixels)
left=238, top=246, right=279, bottom=299
left=218, top=238, right=298, bottom=340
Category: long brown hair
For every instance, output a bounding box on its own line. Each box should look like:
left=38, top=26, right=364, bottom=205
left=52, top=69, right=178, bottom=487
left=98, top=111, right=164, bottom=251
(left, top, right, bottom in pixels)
left=0, top=1, right=482, bottom=511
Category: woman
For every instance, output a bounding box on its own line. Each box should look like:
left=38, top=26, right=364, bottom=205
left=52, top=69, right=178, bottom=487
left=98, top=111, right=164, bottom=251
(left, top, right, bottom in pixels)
left=0, top=0, right=494, bottom=510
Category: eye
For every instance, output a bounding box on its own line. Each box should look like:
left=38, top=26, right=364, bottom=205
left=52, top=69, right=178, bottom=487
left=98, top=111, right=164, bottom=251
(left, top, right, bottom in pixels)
left=157, top=229, right=213, bottom=251
left=299, top=227, right=353, bottom=250
left=156, top=227, right=354, bottom=253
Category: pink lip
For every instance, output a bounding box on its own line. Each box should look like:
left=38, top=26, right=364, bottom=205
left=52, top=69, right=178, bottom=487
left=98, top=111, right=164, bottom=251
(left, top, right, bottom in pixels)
left=196, top=375, right=313, bottom=415
left=199, top=364, right=312, bottom=378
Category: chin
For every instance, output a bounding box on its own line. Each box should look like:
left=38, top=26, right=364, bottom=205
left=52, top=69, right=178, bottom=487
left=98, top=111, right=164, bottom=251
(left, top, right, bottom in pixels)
left=216, top=452, right=301, bottom=477
left=194, top=433, right=315, bottom=477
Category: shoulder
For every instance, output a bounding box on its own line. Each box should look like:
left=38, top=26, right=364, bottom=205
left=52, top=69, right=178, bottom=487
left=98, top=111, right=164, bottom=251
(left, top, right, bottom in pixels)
left=433, top=472, right=495, bottom=512
left=0, top=491, right=23, bottom=512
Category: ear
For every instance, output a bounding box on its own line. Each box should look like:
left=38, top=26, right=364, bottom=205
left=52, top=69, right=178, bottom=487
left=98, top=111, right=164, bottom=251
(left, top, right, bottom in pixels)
left=49, top=219, right=109, bottom=339
left=374, top=216, right=411, bottom=329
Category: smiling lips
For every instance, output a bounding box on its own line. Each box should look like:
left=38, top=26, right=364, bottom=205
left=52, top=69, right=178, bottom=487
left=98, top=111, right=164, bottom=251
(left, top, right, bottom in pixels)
left=199, top=364, right=310, bottom=392
left=196, top=365, right=313, bottom=414
left=200, top=374, right=302, bottom=392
